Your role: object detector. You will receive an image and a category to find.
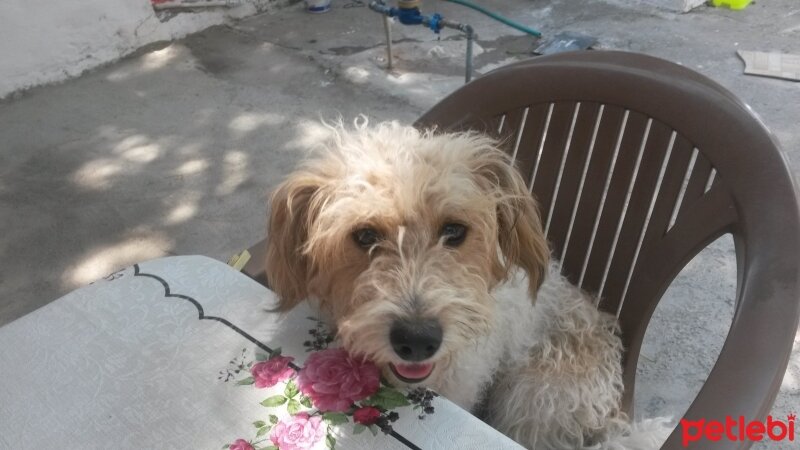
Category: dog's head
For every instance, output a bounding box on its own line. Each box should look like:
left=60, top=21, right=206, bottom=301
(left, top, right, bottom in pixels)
left=266, top=120, right=548, bottom=386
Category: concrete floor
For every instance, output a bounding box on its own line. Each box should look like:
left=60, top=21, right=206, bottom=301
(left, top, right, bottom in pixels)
left=1, top=0, right=798, bottom=447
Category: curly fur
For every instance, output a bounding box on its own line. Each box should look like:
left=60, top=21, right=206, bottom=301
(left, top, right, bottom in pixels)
left=265, top=118, right=672, bottom=449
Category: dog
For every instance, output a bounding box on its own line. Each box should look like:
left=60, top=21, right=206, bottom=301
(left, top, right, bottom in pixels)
left=264, top=119, right=671, bottom=449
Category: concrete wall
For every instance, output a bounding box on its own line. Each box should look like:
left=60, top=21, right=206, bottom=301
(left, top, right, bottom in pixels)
left=0, top=0, right=274, bottom=99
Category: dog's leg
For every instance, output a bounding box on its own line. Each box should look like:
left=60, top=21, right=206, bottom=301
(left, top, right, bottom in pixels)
left=486, top=275, right=631, bottom=449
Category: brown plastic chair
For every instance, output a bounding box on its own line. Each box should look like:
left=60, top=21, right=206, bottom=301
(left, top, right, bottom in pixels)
left=413, top=51, right=800, bottom=449
left=243, top=51, right=800, bottom=449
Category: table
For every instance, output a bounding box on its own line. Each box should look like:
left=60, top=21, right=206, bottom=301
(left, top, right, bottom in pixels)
left=0, top=256, right=522, bottom=450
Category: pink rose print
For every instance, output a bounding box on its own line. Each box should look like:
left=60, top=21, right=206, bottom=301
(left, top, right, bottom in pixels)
left=228, top=439, right=254, bottom=450
left=296, top=348, right=380, bottom=412
left=270, top=413, right=326, bottom=450
left=353, top=406, right=382, bottom=425
left=251, top=355, right=295, bottom=388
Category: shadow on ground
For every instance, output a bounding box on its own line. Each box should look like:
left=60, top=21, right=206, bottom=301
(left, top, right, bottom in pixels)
left=0, top=35, right=418, bottom=325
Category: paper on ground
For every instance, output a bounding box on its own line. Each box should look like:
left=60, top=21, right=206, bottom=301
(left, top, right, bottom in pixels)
left=738, top=50, right=800, bottom=81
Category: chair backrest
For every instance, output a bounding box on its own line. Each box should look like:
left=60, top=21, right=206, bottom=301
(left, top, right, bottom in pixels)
left=415, top=51, right=800, bottom=416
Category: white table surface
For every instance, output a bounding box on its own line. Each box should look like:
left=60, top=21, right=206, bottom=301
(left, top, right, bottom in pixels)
left=0, top=255, right=522, bottom=450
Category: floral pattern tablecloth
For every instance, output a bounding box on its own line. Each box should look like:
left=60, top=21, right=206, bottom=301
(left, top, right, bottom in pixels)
left=0, top=256, right=522, bottom=450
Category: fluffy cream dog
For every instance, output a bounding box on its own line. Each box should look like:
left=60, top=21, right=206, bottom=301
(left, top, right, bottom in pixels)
left=265, top=119, right=670, bottom=449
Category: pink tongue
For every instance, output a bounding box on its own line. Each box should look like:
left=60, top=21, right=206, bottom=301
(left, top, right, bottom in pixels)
left=394, top=363, right=434, bottom=379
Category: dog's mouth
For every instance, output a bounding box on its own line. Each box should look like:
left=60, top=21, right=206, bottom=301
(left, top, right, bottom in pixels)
left=389, top=362, right=435, bottom=383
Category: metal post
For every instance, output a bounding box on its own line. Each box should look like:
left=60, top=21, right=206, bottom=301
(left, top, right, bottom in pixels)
left=464, top=25, right=474, bottom=83
left=382, top=15, right=394, bottom=71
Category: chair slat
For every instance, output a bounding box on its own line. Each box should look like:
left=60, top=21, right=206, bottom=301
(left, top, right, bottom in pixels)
left=642, top=133, right=695, bottom=242
left=530, top=102, right=579, bottom=237
left=560, top=105, right=627, bottom=287
left=514, top=103, right=553, bottom=183
left=599, top=120, right=674, bottom=313
left=494, top=108, right=526, bottom=153
left=581, top=110, right=650, bottom=296
left=678, top=151, right=714, bottom=220
left=546, top=103, right=603, bottom=259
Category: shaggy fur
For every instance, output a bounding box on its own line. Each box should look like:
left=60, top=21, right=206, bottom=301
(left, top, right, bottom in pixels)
left=265, top=119, right=671, bottom=449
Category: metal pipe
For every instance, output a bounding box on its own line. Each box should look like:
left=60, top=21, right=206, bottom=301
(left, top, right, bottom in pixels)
left=464, top=25, right=474, bottom=82
left=368, top=1, right=392, bottom=16
left=153, top=0, right=237, bottom=10
left=436, top=19, right=475, bottom=82
left=382, top=15, right=394, bottom=71
left=368, top=0, right=475, bottom=83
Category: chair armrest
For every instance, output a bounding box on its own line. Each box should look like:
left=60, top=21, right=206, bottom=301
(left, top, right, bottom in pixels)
left=661, top=263, right=800, bottom=449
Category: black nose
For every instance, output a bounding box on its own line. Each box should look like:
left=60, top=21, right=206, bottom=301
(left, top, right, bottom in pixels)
left=390, top=318, right=443, bottom=361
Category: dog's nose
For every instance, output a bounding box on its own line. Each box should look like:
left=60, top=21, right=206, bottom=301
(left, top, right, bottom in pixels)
left=390, top=318, right=443, bottom=361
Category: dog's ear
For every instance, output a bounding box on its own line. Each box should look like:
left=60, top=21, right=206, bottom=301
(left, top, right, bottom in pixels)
left=473, top=146, right=550, bottom=299
left=266, top=173, right=323, bottom=311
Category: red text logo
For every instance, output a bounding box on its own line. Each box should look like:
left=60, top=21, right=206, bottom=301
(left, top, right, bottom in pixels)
left=680, top=414, right=796, bottom=446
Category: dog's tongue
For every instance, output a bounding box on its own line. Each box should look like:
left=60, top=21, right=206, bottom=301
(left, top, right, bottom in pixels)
left=393, top=362, right=434, bottom=380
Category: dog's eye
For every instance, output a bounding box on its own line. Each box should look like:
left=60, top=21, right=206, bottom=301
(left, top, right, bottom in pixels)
left=441, top=223, right=467, bottom=247
left=353, top=228, right=382, bottom=248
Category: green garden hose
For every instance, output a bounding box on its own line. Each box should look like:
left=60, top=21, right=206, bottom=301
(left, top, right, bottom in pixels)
left=443, top=0, right=542, bottom=38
